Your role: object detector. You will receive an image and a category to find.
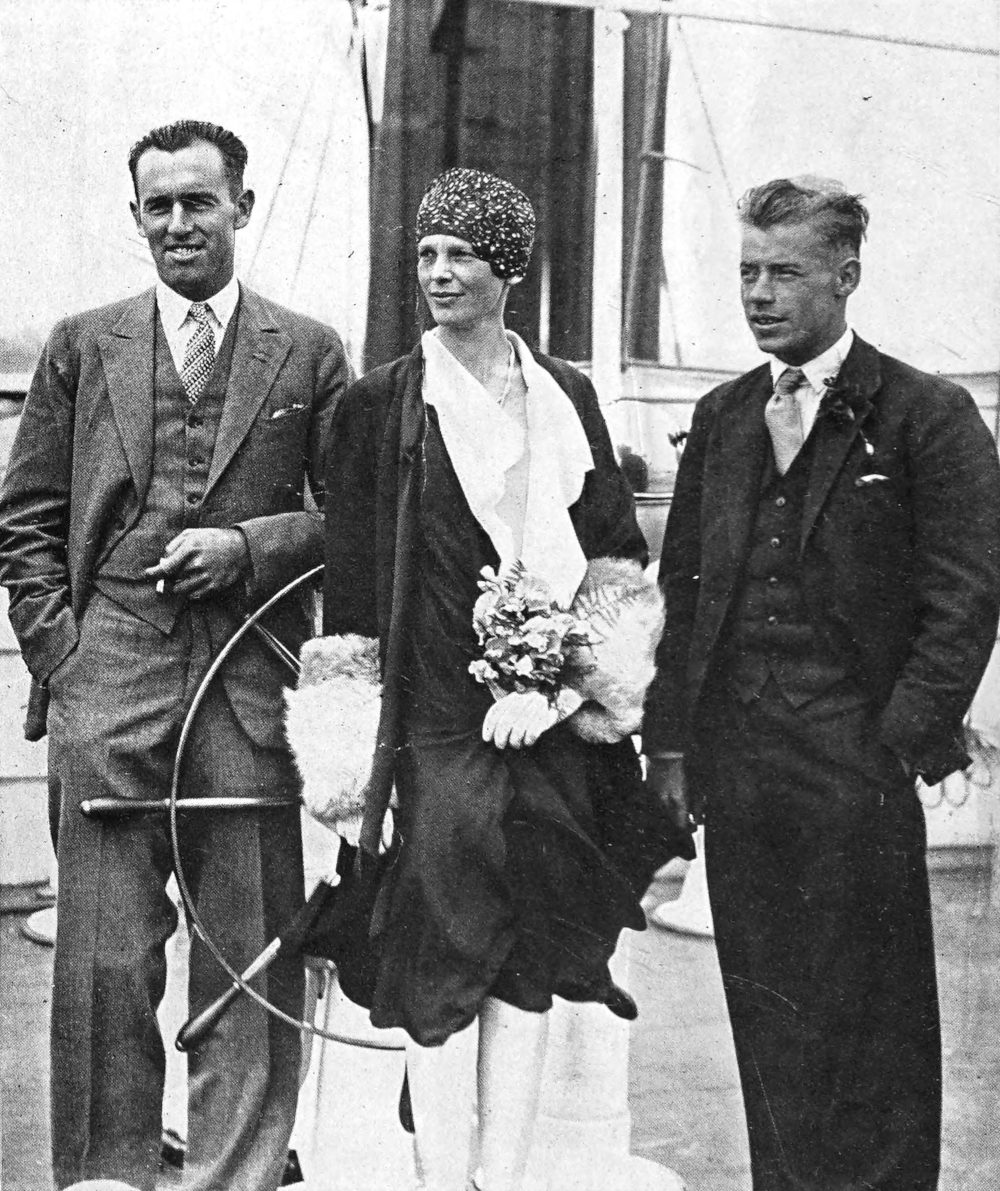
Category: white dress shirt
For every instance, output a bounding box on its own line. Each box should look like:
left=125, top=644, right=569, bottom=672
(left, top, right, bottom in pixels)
left=768, top=326, right=854, bottom=439
left=155, top=275, right=241, bottom=374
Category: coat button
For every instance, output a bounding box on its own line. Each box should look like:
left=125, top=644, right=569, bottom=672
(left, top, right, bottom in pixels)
left=775, top=496, right=787, bottom=507
left=186, top=493, right=199, bottom=505
left=768, top=576, right=779, bottom=586
left=770, top=537, right=781, bottom=548
left=767, top=615, right=778, bottom=625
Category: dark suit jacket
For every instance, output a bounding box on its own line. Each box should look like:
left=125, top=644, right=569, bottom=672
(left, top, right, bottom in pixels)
left=0, top=285, right=351, bottom=747
left=644, top=335, right=1000, bottom=790
left=321, top=342, right=648, bottom=852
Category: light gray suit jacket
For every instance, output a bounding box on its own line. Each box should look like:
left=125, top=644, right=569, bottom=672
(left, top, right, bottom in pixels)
left=0, top=284, right=351, bottom=747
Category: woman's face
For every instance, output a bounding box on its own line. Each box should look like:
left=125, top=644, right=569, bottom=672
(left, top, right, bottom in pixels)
left=417, top=234, right=509, bottom=330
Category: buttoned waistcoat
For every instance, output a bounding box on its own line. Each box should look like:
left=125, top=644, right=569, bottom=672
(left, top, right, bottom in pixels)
left=0, top=285, right=351, bottom=747
left=644, top=335, right=1000, bottom=790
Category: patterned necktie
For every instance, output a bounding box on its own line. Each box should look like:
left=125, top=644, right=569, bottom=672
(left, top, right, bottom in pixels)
left=180, top=302, right=216, bottom=405
left=765, top=366, right=807, bottom=475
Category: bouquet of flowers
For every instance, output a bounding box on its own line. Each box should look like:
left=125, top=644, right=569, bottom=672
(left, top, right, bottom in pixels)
left=469, top=557, right=667, bottom=743
left=468, top=562, right=596, bottom=701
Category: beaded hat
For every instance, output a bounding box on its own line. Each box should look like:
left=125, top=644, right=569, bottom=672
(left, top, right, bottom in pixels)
left=416, top=168, right=535, bottom=279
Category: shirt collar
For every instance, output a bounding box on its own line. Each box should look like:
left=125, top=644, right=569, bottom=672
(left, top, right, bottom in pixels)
left=769, top=326, right=854, bottom=393
left=155, top=275, right=241, bottom=331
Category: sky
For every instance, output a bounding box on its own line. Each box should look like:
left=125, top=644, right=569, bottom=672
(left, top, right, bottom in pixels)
left=658, top=0, right=999, bottom=374
left=0, top=0, right=996, bottom=378
left=0, top=0, right=371, bottom=366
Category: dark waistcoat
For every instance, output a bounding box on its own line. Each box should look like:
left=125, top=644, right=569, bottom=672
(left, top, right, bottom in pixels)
left=724, top=435, right=851, bottom=707
left=93, top=308, right=238, bottom=632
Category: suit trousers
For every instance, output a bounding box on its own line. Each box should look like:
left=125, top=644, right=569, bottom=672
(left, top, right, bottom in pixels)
left=704, top=677, right=941, bottom=1191
left=46, top=592, right=304, bottom=1191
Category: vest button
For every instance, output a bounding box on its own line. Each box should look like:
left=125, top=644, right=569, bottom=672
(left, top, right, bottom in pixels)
left=188, top=457, right=203, bottom=468
left=186, top=493, right=199, bottom=505
left=767, top=615, right=778, bottom=625
left=768, top=576, right=779, bottom=586
left=188, top=414, right=203, bottom=428
left=770, top=537, right=781, bottom=548
left=775, top=496, right=787, bottom=507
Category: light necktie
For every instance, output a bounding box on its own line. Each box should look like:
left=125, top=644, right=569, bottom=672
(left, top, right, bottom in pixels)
left=765, top=366, right=807, bottom=475
left=181, top=302, right=216, bottom=405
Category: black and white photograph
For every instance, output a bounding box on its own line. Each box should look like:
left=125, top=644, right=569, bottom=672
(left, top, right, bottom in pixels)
left=1, top=3, right=998, bottom=1189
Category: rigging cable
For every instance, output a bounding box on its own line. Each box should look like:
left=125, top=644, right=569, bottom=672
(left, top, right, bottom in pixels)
left=676, top=19, right=736, bottom=207
left=247, top=27, right=327, bottom=279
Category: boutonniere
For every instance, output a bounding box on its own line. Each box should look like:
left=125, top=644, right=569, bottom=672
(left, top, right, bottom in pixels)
left=818, top=376, right=864, bottom=426
left=820, top=374, right=877, bottom=457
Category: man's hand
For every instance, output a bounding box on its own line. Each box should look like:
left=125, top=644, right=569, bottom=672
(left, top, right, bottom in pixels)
left=483, top=691, right=559, bottom=749
left=645, top=754, right=695, bottom=839
left=144, top=528, right=249, bottom=600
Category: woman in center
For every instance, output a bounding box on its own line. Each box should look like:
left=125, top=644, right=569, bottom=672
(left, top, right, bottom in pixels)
left=321, top=169, right=685, bottom=1191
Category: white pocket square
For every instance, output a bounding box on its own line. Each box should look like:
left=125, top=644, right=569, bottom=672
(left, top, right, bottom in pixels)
left=855, top=473, right=890, bottom=486
left=270, top=402, right=306, bottom=420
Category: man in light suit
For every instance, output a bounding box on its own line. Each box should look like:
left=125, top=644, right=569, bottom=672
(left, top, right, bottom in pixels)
left=644, top=177, right=1000, bottom=1189
left=0, top=120, right=351, bottom=1191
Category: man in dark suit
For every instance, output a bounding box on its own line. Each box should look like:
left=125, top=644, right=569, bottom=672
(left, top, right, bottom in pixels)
left=0, top=120, right=350, bottom=1191
left=644, top=176, right=1000, bottom=1190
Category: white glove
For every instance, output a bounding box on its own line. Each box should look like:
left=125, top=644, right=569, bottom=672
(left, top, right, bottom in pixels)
left=482, top=691, right=561, bottom=749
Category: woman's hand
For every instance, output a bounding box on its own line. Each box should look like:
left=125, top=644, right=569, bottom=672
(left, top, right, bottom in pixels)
left=482, top=691, right=559, bottom=749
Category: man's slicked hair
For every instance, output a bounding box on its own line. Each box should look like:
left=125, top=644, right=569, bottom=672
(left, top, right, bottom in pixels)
left=738, top=177, right=869, bottom=256
left=128, top=119, right=248, bottom=197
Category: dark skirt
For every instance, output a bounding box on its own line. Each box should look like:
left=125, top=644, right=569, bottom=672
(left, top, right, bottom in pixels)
left=361, top=721, right=670, bottom=1044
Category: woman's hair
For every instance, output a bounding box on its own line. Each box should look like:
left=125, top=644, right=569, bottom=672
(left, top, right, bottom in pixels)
left=416, top=168, right=535, bottom=278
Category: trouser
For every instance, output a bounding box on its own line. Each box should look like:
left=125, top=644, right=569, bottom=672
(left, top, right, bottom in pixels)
left=47, top=593, right=304, bottom=1191
left=704, top=679, right=941, bottom=1191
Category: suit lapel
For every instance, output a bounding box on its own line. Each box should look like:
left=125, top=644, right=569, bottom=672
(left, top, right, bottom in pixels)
left=205, top=286, right=292, bottom=494
left=709, top=365, right=772, bottom=565
left=98, top=290, right=156, bottom=498
left=799, top=337, right=880, bottom=553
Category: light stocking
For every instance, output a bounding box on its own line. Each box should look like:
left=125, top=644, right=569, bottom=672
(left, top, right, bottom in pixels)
left=405, top=1021, right=478, bottom=1191
left=473, top=997, right=549, bottom=1191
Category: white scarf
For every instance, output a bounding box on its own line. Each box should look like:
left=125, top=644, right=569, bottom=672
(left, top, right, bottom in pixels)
left=421, top=329, right=593, bottom=608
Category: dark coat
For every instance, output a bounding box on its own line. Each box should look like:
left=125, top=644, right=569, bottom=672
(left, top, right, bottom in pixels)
left=644, top=334, right=1000, bottom=790
left=0, top=286, right=351, bottom=746
left=322, top=342, right=647, bottom=853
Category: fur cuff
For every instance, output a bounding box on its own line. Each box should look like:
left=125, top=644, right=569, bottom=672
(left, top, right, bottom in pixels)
left=284, top=634, right=381, bottom=830
left=564, top=557, right=665, bottom=743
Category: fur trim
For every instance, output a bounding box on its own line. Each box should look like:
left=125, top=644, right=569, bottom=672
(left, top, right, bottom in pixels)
left=284, top=635, right=381, bottom=833
left=563, top=557, right=665, bottom=743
